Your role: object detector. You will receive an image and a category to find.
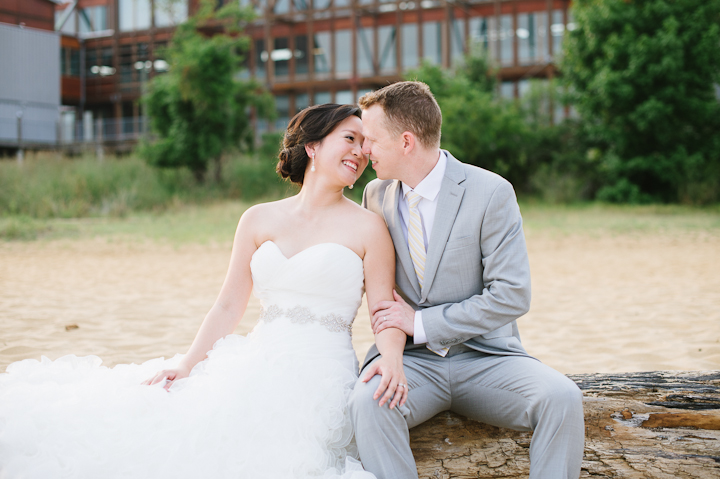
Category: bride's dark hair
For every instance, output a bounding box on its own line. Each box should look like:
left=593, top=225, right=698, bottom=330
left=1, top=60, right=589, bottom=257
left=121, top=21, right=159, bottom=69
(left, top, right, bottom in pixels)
left=277, top=103, right=362, bottom=185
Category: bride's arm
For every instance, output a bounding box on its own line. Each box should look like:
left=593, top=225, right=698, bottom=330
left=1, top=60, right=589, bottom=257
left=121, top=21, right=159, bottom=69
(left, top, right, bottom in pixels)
left=360, top=213, right=408, bottom=409
left=145, top=207, right=262, bottom=388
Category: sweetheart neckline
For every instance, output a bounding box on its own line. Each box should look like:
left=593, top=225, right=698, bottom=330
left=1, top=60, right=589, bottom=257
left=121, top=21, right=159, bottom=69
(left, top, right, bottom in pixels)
left=258, top=240, right=363, bottom=263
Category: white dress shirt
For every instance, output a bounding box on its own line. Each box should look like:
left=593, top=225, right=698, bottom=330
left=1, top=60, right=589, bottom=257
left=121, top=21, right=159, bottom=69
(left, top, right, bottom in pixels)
left=398, top=152, right=447, bottom=344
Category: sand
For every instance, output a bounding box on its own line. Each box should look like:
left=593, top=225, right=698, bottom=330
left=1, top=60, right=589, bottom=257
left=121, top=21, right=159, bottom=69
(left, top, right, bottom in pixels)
left=1, top=231, right=719, bottom=374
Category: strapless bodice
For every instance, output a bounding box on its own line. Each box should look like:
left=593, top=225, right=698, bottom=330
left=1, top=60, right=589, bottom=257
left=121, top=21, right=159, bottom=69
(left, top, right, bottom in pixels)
left=250, top=241, right=365, bottom=334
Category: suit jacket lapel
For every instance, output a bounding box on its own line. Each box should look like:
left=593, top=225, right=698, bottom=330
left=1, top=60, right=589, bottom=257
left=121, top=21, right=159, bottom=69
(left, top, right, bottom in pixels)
left=421, top=152, right=466, bottom=301
left=381, top=180, right=422, bottom=298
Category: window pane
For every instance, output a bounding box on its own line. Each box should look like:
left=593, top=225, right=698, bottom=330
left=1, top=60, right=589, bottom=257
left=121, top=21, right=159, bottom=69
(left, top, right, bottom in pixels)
left=336, top=90, right=353, bottom=105
left=378, top=25, right=397, bottom=74
left=469, top=17, right=489, bottom=56
left=118, top=0, right=151, bottom=31
left=295, top=35, right=309, bottom=75
left=551, top=10, right=564, bottom=56
left=274, top=0, right=289, bottom=14
left=119, top=0, right=133, bottom=31
left=295, top=93, right=309, bottom=112
left=357, top=27, right=374, bottom=76
left=119, top=45, right=133, bottom=84
left=313, top=32, right=332, bottom=77
left=335, top=29, right=351, bottom=78
left=422, top=22, right=441, bottom=65
left=70, top=49, right=80, bottom=76
left=273, top=37, right=290, bottom=79
left=155, top=0, right=187, bottom=27
left=137, top=0, right=151, bottom=30
left=401, top=23, right=418, bottom=70
left=255, top=39, right=267, bottom=80
left=535, top=12, right=548, bottom=63
left=451, top=18, right=465, bottom=64
left=499, top=14, right=513, bottom=65
left=275, top=95, right=290, bottom=130
left=500, top=81, right=514, bottom=99
left=85, top=49, right=97, bottom=76
left=314, top=91, right=331, bottom=105
left=517, top=13, right=535, bottom=66
left=293, top=0, right=309, bottom=11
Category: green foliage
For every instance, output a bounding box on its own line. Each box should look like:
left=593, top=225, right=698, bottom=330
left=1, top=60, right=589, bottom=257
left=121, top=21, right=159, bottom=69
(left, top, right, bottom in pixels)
left=0, top=141, right=289, bottom=223
left=140, top=0, right=275, bottom=182
left=407, top=58, right=537, bottom=189
left=563, top=0, right=720, bottom=203
left=407, top=55, right=593, bottom=198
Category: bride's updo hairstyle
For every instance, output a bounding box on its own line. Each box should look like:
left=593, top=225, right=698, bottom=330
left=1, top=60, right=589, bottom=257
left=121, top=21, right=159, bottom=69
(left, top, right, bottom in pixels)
left=277, top=103, right=362, bottom=185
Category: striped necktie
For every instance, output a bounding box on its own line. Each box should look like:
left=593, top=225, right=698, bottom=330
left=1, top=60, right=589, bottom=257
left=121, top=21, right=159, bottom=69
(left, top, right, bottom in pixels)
left=405, top=190, right=426, bottom=288
left=405, top=190, right=449, bottom=357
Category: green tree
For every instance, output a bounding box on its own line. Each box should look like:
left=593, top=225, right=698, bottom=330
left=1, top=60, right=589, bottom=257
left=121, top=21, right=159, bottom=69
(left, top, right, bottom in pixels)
left=563, top=0, right=720, bottom=203
left=407, top=54, right=535, bottom=190
left=141, top=0, right=274, bottom=182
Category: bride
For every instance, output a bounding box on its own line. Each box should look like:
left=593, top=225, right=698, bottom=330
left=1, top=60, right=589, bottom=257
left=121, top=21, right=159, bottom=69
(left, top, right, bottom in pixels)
left=0, top=104, right=407, bottom=479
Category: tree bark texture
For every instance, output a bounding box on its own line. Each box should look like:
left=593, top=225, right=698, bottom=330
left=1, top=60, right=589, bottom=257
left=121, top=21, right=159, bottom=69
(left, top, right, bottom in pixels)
left=409, top=371, right=720, bottom=478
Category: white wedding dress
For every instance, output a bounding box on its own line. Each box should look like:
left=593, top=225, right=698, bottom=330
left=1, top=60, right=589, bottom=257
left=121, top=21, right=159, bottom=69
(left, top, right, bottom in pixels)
left=0, top=241, right=376, bottom=479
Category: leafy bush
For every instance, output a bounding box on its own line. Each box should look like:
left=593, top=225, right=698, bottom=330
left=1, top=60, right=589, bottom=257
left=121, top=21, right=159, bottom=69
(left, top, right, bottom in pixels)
left=562, top=0, right=720, bottom=203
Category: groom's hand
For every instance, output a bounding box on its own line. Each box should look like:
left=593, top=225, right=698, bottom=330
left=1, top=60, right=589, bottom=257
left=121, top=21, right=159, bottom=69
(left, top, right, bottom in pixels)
left=371, top=290, right=415, bottom=336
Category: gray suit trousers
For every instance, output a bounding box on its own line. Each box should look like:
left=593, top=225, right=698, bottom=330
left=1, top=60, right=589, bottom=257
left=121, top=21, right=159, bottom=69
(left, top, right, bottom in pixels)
left=349, top=345, right=585, bottom=479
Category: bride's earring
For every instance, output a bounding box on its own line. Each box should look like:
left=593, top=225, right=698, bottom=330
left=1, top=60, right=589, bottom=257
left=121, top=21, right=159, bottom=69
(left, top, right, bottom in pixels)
left=310, top=153, right=316, bottom=172
left=348, top=184, right=354, bottom=189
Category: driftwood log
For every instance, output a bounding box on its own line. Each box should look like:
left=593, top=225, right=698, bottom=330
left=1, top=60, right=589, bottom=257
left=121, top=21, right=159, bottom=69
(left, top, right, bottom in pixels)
left=409, top=371, right=720, bottom=478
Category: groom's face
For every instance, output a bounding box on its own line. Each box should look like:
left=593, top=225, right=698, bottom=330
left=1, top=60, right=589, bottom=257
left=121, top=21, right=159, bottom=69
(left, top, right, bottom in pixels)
left=361, top=105, right=403, bottom=181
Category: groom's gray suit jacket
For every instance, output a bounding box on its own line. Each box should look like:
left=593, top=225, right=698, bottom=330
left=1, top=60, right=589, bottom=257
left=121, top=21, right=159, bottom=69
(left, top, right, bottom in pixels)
left=361, top=151, right=533, bottom=369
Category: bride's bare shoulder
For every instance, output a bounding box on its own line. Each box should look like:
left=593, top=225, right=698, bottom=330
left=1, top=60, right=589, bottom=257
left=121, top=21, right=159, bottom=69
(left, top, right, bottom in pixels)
left=241, top=198, right=293, bottom=221
left=342, top=198, right=390, bottom=245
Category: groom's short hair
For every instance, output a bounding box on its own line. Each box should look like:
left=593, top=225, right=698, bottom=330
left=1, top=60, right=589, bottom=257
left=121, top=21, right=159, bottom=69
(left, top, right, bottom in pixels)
left=358, top=81, right=442, bottom=149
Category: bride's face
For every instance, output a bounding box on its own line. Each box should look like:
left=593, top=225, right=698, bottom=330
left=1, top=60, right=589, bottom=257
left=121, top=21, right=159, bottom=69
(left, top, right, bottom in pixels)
left=312, top=116, right=367, bottom=187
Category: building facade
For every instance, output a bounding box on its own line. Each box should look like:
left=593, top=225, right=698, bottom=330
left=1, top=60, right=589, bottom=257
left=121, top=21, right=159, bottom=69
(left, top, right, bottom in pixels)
left=56, top=0, right=573, bottom=145
left=0, top=0, right=60, bottom=151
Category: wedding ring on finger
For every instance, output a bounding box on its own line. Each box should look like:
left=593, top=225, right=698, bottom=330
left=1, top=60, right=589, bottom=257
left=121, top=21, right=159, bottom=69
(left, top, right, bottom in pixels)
left=398, top=383, right=407, bottom=389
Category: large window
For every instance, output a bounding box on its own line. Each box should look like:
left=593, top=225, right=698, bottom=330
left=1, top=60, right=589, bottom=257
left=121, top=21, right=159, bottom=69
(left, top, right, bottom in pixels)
left=79, top=6, right=107, bottom=33
left=61, top=48, right=81, bottom=76
left=119, top=0, right=151, bottom=32
left=255, top=39, right=267, bottom=80
left=336, top=90, right=353, bottom=105
left=314, top=91, right=331, bottom=105
left=273, top=37, right=290, bottom=79
left=335, top=30, right=352, bottom=78
left=469, top=17, right=492, bottom=59
left=357, top=27, right=375, bottom=76
left=451, top=18, right=465, bottom=64
left=401, top=23, right=418, bottom=70
left=155, top=0, right=188, bottom=27
left=518, top=12, right=548, bottom=65
left=422, top=22, right=442, bottom=65
left=295, top=36, right=309, bottom=76
left=499, top=14, right=513, bottom=65
left=275, top=95, right=290, bottom=130
left=378, top=26, right=397, bottom=74
left=274, top=0, right=290, bottom=14
left=296, top=93, right=309, bottom=112
left=551, top=10, right=565, bottom=56
left=313, top=32, right=332, bottom=78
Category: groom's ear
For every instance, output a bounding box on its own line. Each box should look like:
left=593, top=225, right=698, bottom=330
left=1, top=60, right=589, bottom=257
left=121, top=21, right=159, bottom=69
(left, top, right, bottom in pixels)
left=400, top=131, right=415, bottom=154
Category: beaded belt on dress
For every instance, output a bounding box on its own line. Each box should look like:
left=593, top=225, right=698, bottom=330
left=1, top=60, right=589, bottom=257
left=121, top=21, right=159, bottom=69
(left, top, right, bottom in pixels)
left=259, top=304, right=352, bottom=335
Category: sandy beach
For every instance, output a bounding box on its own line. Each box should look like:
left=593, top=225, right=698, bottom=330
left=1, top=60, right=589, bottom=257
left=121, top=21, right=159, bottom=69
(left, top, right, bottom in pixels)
left=1, top=226, right=719, bottom=374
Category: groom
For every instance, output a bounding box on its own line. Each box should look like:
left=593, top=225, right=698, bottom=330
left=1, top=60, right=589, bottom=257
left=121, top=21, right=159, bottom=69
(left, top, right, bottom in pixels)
left=351, top=81, right=585, bottom=479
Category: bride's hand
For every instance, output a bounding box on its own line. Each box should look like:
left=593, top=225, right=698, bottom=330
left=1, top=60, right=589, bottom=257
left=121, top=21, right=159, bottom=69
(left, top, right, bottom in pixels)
left=142, top=364, right=191, bottom=390
left=361, top=355, right=408, bottom=409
